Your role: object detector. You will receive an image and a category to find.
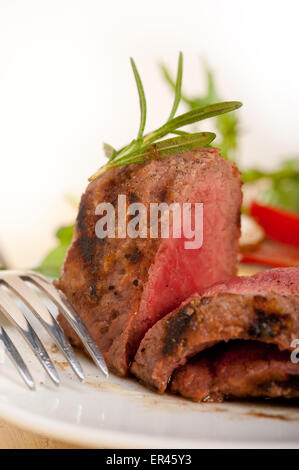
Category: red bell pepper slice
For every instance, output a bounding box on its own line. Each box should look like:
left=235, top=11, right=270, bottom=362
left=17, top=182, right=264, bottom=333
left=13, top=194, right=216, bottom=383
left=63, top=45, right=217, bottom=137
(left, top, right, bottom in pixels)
left=241, top=239, right=299, bottom=267
left=250, top=201, right=299, bottom=248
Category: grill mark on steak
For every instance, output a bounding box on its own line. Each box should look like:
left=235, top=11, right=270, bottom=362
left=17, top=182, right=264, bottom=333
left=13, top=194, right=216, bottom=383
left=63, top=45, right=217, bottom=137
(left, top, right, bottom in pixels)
left=157, top=187, right=169, bottom=203
left=128, top=192, right=139, bottom=203
left=248, top=309, right=286, bottom=339
left=77, top=235, right=97, bottom=266
left=88, top=283, right=98, bottom=299
left=248, top=295, right=289, bottom=339
left=163, top=306, right=196, bottom=356
left=124, top=246, right=143, bottom=264
left=76, top=197, right=87, bottom=231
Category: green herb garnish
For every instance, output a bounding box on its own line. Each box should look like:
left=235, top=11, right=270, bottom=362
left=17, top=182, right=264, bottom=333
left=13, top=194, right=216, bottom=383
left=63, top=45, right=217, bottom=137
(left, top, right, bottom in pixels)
left=35, top=224, right=74, bottom=278
left=160, top=61, right=240, bottom=161
left=167, top=51, right=183, bottom=121
left=130, top=57, right=147, bottom=142
left=89, top=53, right=242, bottom=180
left=243, top=158, right=299, bottom=213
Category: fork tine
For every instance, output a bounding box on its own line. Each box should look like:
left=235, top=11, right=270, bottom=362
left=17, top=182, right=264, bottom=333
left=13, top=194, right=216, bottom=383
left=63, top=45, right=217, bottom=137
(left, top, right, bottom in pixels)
left=0, top=326, right=35, bottom=390
left=0, top=287, right=60, bottom=385
left=29, top=273, right=108, bottom=377
left=5, top=276, right=85, bottom=381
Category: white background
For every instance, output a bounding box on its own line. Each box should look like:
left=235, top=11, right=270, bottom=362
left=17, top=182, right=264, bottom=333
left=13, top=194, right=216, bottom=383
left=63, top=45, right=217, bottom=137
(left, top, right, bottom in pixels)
left=0, top=0, right=299, bottom=267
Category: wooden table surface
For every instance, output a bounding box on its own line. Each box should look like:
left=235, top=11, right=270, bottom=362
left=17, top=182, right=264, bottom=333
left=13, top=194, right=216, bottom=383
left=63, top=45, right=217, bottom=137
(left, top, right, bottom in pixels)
left=0, top=262, right=82, bottom=447
left=0, top=418, right=84, bottom=449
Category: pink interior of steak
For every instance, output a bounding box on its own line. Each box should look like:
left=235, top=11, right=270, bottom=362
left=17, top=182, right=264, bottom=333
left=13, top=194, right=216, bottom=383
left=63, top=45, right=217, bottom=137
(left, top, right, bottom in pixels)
left=204, top=266, right=299, bottom=296
left=129, top=169, right=242, bottom=359
left=170, top=340, right=299, bottom=402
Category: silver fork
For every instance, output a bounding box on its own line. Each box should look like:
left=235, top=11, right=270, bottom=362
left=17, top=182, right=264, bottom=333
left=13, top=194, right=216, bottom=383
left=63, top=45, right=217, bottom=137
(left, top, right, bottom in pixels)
left=0, top=270, right=108, bottom=389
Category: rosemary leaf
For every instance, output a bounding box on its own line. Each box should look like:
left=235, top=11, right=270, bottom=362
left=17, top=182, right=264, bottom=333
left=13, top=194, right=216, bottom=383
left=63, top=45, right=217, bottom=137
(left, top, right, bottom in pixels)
left=146, top=132, right=215, bottom=158
left=167, top=52, right=183, bottom=121
left=130, top=58, right=147, bottom=142
left=171, top=130, right=190, bottom=136
left=104, top=132, right=215, bottom=168
left=160, top=60, right=194, bottom=108
left=112, top=101, right=241, bottom=165
left=103, top=142, right=116, bottom=160
left=161, top=62, right=240, bottom=161
left=142, top=101, right=242, bottom=147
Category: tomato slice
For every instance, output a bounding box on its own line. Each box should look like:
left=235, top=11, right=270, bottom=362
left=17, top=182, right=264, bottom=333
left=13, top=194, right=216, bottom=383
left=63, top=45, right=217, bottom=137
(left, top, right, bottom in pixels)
left=250, top=201, right=299, bottom=248
left=241, top=239, right=299, bottom=267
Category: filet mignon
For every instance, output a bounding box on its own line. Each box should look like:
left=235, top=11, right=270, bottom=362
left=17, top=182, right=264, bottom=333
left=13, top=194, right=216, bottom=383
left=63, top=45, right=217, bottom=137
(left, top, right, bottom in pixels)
left=56, top=148, right=242, bottom=375
left=131, top=267, right=299, bottom=392
left=170, top=340, right=299, bottom=402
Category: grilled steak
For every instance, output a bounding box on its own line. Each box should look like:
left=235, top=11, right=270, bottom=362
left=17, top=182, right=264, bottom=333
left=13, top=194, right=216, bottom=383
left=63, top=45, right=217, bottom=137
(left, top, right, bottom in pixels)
left=57, top=148, right=242, bottom=375
left=131, top=267, right=299, bottom=392
left=170, top=340, right=299, bottom=402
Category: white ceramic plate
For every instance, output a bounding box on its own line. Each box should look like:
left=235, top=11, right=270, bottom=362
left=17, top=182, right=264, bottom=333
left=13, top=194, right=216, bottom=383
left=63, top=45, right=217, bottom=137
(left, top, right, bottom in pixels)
left=0, top=311, right=298, bottom=449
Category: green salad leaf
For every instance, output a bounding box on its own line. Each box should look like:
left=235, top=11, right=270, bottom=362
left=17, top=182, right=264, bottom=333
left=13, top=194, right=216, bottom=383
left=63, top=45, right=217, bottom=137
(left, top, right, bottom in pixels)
left=243, top=158, right=299, bottom=213
left=35, top=224, right=74, bottom=278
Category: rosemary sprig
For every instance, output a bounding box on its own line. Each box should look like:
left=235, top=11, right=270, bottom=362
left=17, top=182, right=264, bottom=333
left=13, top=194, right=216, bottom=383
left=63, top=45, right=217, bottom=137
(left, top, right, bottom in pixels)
left=108, top=132, right=216, bottom=168
left=160, top=61, right=240, bottom=161
left=89, top=54, right=242, bottom=180
left=130, top=57, right=147, bottom=142
left=167, top=51, right=183, bottom=121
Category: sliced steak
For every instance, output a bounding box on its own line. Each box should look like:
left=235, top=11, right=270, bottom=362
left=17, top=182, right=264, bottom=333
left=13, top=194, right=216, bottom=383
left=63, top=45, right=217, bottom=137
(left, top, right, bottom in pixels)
left=131, top=267, right=299, bottom=392
left=170, top=340, right=299, bottom=402
left=56, top=149, right=242, bottom=375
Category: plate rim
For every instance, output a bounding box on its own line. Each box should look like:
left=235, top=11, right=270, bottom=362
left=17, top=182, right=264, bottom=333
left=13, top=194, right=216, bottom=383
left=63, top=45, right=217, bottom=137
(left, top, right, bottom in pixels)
left=0, top=399, right=298, bottom=449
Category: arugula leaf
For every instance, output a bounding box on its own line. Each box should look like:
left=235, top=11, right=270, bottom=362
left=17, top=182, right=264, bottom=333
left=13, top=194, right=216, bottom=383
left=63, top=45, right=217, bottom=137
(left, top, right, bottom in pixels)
left=35, top=224, right=74, bottom=278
